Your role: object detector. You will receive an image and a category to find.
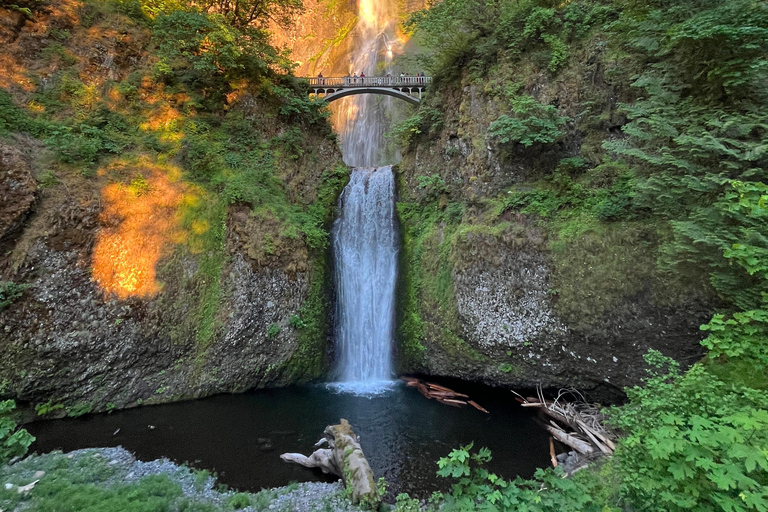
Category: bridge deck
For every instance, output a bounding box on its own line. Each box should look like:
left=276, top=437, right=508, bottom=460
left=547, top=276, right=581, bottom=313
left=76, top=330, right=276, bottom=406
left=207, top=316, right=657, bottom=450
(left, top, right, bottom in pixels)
left=306, top=76, right=431, bottom=88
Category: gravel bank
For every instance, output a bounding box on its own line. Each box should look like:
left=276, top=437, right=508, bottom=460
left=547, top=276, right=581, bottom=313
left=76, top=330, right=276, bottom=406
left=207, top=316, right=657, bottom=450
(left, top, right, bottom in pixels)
left=1, top=446, right=367, bottom=512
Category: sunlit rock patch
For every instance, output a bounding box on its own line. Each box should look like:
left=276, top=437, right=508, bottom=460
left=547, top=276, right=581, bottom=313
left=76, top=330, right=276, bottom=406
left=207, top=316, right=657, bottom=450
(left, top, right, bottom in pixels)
left=92, top=159, right=190, bottom=299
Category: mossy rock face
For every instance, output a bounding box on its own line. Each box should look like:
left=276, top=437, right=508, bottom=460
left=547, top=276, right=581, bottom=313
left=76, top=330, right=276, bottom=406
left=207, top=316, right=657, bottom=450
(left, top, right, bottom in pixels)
left=397, top=199, right=712, bottom=397
left=0, top=2, right=348, bottom=413
left=394, top=36, right=716, bottom=397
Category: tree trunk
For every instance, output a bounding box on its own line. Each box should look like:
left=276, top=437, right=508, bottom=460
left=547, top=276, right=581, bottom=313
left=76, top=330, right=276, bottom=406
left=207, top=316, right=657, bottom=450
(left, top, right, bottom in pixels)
left=280, top=419, right=381, bottom=510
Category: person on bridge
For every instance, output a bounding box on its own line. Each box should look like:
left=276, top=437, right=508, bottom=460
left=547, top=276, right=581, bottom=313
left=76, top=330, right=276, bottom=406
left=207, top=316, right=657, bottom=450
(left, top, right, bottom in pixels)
left=360, top=72, right=365, bottom=82
left=352, top=73, right=358, bottom=84
left=317, top=72, right=324, bottom=85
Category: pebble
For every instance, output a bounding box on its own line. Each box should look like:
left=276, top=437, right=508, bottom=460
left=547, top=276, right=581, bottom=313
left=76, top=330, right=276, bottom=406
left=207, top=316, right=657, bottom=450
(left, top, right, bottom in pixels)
left=33, top=471, right=45, bottom=478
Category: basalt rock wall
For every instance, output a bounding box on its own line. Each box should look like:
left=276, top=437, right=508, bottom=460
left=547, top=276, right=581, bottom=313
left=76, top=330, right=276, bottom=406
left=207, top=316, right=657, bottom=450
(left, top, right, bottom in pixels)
left=395, top=39, right=715, bottom=400
left=0, top=0, right=347, bottom=416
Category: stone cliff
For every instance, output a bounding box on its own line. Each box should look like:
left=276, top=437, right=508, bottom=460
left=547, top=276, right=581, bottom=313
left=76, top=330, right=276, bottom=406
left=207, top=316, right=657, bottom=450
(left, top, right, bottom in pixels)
left=0, top=0, right=347, bottom=415
left=394, top=36, right=716, bottom=400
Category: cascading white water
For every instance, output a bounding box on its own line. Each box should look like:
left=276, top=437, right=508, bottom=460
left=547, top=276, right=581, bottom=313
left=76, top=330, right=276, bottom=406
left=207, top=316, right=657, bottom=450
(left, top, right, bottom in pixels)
left=332, top=166, right=399, bottom=388
left=330, top=0, right=400, bottom=167
left=329, top=0, right=404, bottom=391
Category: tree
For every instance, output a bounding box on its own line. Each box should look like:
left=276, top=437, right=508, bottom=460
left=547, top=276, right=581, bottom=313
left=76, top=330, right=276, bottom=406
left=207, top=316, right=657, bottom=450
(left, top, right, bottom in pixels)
left=198, top=0, right=303, bottom=28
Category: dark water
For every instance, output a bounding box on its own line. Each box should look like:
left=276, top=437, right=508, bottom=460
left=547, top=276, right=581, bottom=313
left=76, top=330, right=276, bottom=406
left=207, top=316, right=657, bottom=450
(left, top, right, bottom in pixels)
left=27, top=382, right=550, bottom=498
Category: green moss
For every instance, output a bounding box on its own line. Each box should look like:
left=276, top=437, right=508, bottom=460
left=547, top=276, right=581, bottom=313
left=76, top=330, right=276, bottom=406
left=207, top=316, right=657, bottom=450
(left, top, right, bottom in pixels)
left=704, top=356, right=768, bottom=391
left=0, top=449, right=285, bottom=512
left=396, top=196, right=487, bottom=370
left=66, top=402, right=93, bottom=417
left=548, top=218, right=690, bottom=331
left=187, top=198, right=228, bottom=352
left=280, top=256, right=331, bottom=382
left=266, top=323, right=280, bottom=338
left=277, top=165, right=348, bottom=382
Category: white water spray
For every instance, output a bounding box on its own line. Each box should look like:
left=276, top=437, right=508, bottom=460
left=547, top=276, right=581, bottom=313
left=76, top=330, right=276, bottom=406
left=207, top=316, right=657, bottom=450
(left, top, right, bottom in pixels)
left=330, top=0, right=404, bottom=393
left=331, top=167, right=398, bottom=391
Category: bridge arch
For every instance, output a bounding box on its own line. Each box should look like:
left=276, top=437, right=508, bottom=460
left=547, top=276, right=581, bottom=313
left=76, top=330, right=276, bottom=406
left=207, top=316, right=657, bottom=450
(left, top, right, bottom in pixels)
left=304, top=76, right=430, bottom=107
left=315, top=87, right=421, bottom=106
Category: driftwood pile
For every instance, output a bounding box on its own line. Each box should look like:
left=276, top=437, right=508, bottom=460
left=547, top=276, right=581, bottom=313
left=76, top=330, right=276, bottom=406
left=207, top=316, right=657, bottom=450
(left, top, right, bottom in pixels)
left=401, top=377, right=488, bottom=413
left=514, top=389, right=616, bottom=473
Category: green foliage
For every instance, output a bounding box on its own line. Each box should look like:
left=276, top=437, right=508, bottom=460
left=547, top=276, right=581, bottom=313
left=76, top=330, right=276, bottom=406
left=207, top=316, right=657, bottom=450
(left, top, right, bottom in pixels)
left=67, top=403, right=93, bottom=417
left=228, top=492, right=251, bottom=509
left=40, top=43, right=78, bottom=66
left=416, top=174, right=447, bottom=201
left=660, top=180, right=768, bottom=312
left=196, top=0, right=302, bottom=29
left=601, top=0, right=768, bottom=320
left=266, top=323, right=280, bottom=338
left=611, top=0, right=768, bottom=100
left=153, top=8, right=293, bottom=95
left=608, top=351, right=768, bottom=512
left=394, top=493, right=421, bottom=512
left=436, top=443, right=606, bottom=511
left=388, top=107, right=443, bottom=147
left=288, top=314, right=306, bottom=329
left=35, top=401, right=65, bottom=417
left=0, top=451, right=191, bottom=512
left=701, top=310, right=768, bottom=371
left=488, top=94, right=568, bottom=147
left=0, top=281, right=29, bottom=311
left=405, top=0, right=617, bottom=79
left=0, top=400, right=35, bottom=463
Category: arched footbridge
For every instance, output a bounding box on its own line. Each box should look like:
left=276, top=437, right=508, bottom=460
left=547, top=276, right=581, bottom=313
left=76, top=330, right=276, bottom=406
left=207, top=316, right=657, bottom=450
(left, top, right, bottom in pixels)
left=305, top=76, right=431, bottom=106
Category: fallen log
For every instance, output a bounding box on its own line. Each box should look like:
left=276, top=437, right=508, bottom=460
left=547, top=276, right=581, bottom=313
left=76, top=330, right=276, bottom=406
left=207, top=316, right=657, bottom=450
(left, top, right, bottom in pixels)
left=576, top=419, right=616, bottom=451
left=544, top=424, right=594, bottom=455
left=405, top=377, right=488, bottom=413
left=468, top=400, right=489, bottom=414
left=281, top=419, right=380, bottom=509
left=549, top=437, right=557, bottom=468
left=538, top=406, right=578, bottom=431
left=426, top=390, right=469, bottom=399
left=416, top=382, right=432, bottom=398
left=280, top=450, right=338, bottom=475
left=424, top=382, right=455, bottom=393
left=437, top=398, right=467, bottom=407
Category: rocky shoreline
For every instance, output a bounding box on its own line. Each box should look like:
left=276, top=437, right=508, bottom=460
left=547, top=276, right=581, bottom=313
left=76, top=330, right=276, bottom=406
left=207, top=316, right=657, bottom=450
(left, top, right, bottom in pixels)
left=1, top=446, right=366, bottom=512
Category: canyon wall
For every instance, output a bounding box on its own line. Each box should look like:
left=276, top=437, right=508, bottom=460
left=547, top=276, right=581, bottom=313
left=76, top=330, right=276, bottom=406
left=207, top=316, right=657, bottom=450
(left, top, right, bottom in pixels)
left=394, top=37, right=716, bottom=400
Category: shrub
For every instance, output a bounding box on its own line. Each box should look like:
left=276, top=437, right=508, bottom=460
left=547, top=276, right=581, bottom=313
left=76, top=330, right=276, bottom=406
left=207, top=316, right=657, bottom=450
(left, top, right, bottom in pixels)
left=608, top=351, right=768, bottom=512
left=435, top=443, right=605, bottom=511
left=0, top=281, right=29, bottom=311
left=266, top=323, right=280, bottom=338
left=388, top=107, right=443, bottom=147
left=0, top=400, right=35, bottom=463
left=488, top=94, right=568, bottom=147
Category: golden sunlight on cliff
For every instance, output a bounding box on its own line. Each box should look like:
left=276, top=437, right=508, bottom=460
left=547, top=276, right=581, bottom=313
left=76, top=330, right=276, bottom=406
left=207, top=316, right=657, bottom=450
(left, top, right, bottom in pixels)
left=92, top=161, right=189, bottom=299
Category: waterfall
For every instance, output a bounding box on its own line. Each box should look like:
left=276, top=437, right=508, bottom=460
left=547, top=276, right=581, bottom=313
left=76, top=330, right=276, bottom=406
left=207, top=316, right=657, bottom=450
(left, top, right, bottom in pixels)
left=329, top=0, right=403, bottom=391
left=330, top=0, right=400, bottom=167
left=332, top=167, right=399, bottom=388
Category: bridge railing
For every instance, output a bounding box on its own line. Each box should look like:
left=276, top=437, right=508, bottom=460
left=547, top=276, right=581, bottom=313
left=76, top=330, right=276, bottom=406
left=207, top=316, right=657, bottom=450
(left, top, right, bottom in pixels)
left=307, top=76, right=431, bottom=87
